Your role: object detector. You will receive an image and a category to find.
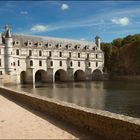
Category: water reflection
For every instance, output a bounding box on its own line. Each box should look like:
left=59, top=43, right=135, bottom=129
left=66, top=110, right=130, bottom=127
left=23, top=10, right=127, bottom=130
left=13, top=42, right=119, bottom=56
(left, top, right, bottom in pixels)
left=6, top=80, right=140, bottom=118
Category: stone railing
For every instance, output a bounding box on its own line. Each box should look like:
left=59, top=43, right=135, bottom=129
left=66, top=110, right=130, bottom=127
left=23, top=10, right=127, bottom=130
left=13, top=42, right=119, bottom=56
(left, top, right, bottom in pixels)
left=0, top=86, right=140, bottom=139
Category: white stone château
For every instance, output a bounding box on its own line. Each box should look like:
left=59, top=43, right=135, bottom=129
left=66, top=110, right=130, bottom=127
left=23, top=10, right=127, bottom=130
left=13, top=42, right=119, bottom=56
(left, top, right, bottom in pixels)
left=0, top=24, right=104, bottom=84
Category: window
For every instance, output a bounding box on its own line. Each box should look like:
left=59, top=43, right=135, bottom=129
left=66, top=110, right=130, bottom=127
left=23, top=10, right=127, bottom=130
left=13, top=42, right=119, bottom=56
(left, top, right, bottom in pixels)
left=0, top=59, right=1, bottom=67
left=30, top=60, right=33, bottom=66
left=86, top=46, right=89, bottom=50
left=96, top=54, right=98, bottom=59
left=39, top=50, right=42, bottom=56
left=96, top=62, right=98, bottom=67
left=15, top=41, right=20, bottom=45
left=49, top=51, right=52, bottom=57
left=87, top=53, right=89, bottom=58
left=70, top=61, right=73, bottom=67
left=18, top=60, right=20, bottom=66
left=50, top=61, right=53, bottom=66
left=60, top=61, right=62, bottom=66
left=16, top=41, right=19, bottom=45
left=78, top=61, right=80, bottom=67
left=29, top=50, right=32, bottom=56
left=0, top=49, right=1, bottom=55
left=69, top=52, right=71, bottom=57
left=39, top=60, right=42, bottom=66
left=78, top=53, right=80, bottom=58
left=13, top=62, right=15, bottom=66
left=47, top=43, right=52, bottom=47
left=59, top=52, right=62, bottom=57
left=38, top=42, right=42, bottom=47
left=88, top=62, right=91, bottom=67
left=68, top=45, right=71, bottom=49
left=16, top=49, right=19, bottom=55
left=0, top=71, right=2, bottom=75
left=29, top=42, right=32, bottom=46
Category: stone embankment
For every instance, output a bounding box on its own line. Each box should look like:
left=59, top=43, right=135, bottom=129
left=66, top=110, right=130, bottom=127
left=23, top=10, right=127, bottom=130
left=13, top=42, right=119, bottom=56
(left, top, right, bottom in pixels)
left=0, top=86, right=140, bottom=139
left=0, top=94, right=78, bottom=139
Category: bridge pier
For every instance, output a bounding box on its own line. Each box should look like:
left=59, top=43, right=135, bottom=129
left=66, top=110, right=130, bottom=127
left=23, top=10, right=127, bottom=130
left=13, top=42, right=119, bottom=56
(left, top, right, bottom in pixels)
left=85, top=68, right=92, bottom=81
left=26, top=68, right=33, bottom=84
left=67, top=68, right=74, bottom=82
left=47, top=68, right=54, bottom=83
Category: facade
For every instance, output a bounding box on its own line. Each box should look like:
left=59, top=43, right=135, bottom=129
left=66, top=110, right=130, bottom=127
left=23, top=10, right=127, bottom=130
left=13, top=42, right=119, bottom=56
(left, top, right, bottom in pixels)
left=0, top=24, right=104, bottom=85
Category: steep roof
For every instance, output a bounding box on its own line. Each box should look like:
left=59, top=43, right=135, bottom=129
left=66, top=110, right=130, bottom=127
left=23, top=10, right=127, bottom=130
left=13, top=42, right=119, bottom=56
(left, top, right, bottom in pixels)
left=12, top=34, right=96, bottom=48
left=0, top=33, right=2, bottom=44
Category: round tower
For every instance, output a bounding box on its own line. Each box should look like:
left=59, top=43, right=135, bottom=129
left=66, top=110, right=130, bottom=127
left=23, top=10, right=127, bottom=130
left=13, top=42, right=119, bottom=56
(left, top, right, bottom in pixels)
left=4, top=24, right=13, bottom=75
left=95, top=36, right=101, bottom=50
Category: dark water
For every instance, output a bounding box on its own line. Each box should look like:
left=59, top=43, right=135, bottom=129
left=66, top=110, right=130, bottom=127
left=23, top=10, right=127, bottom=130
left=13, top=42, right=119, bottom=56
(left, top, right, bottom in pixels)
left=7, top=80, right=140, bottom=118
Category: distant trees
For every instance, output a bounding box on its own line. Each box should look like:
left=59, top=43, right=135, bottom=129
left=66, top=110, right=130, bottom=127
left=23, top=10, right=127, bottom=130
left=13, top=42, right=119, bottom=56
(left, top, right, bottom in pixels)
left=101, top=34, right=140, bottom=75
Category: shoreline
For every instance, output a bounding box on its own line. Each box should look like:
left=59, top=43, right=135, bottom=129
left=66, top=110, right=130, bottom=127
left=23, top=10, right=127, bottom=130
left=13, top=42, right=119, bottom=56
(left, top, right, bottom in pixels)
left=0, top=85, right=140, bottom=139
left=0, top=95, right=78, bottom=139
left=110, top=75, right=140, bottom=80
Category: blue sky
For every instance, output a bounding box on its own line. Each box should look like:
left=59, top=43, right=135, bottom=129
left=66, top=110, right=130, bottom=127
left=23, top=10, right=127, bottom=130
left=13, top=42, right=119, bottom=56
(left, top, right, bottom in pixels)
left=0, top=1, right=140, bottom=42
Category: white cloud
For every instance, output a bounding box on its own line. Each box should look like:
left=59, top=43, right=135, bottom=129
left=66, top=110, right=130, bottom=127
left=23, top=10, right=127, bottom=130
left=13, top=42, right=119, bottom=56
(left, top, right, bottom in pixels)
left=111, top=17, right=129, bottom=26
left=20, top=11, right=28, bottom=15
left=30, top=25, right=48, bottom=32
left=61, top=4, right=69, bottom=11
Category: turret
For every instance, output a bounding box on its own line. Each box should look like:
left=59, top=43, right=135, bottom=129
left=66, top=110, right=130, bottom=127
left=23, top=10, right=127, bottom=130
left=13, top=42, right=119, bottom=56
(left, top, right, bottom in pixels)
left=0, top=33, right=2, bottom=44
left=5, top=24, right=11, bottom=38
left=95, top=36, right=101, bottom=50
left=4, top=24, right=13, bottom=75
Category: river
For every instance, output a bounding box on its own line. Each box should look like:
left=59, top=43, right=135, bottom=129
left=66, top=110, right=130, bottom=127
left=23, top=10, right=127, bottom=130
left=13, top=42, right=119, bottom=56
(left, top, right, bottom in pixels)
left=6, top=80, right=140, bottom=118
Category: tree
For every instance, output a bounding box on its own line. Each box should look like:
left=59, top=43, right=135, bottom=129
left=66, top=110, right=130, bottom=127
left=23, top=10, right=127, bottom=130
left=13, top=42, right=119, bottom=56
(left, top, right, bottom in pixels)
left=112, top=38, right=123, bottom=48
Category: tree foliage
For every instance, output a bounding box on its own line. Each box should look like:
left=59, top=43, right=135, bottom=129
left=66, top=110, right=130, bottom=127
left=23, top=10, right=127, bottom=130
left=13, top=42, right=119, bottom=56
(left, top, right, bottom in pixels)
left=101, top=34, right=140, bottom=75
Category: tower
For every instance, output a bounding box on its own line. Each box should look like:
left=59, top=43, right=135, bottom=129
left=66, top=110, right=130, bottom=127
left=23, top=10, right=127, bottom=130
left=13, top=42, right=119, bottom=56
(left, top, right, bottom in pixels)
left=95, top=36, right=101, bottom=50
left=4, top=24, right=13, bottom=75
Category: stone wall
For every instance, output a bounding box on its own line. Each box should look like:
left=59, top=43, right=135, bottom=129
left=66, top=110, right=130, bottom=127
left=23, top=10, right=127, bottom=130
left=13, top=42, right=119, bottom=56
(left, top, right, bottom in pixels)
left=0, top=86, right=140, bottom=139
left=0, top=75, right=17, bottom=85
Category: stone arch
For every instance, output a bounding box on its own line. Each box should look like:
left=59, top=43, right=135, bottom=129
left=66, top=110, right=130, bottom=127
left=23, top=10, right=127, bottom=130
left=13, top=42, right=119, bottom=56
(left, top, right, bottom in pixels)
left=35, top=69, right=47, bottom=84
left=74, top=70, right=86, bottom=82
left=55, top=69, right=67, bottom=82
left=20, top=71, right=26, bottom=84
left=92, top=69, right=102, bottom=80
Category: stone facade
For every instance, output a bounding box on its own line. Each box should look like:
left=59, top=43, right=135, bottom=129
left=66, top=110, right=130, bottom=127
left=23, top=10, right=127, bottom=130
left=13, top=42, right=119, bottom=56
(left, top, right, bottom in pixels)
left=0, top=24, right=104, bottom=84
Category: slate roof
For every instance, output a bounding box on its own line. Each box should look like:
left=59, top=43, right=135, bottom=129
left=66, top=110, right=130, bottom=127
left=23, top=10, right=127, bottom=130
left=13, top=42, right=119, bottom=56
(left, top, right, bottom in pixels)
left=0, top=33, right=2, bottom=44
left=12, top=34, right=97, bottom=49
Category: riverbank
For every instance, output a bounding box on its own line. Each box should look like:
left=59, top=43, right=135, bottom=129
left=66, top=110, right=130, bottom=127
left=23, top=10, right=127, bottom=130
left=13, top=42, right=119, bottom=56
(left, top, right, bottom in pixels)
left=110, top=75, right=140, bottom=81
left=0, top=95, right=79, bottom=139
left=0, top=85, right=140, bottom=139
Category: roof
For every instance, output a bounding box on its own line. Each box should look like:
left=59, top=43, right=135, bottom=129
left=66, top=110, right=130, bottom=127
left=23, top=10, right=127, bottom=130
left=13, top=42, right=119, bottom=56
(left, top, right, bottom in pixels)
left=12, top=34, right=97, bottom=48
left=0, top=33, right=2, bottom=44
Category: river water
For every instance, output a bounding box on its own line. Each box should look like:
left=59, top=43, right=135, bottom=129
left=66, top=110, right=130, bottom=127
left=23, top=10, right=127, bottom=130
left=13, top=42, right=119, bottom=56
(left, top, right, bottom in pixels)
left=6, top=80, right=140, bottom=118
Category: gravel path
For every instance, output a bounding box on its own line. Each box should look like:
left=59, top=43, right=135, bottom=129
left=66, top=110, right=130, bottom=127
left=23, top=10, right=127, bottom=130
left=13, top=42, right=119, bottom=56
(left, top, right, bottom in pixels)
left=0, top=95, right=78, bottom=139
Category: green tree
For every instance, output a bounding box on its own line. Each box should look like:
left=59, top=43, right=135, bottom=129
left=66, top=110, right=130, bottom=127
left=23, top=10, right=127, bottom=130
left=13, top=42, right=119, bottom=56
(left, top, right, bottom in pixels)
left=112, top=38, right=123, bottom=48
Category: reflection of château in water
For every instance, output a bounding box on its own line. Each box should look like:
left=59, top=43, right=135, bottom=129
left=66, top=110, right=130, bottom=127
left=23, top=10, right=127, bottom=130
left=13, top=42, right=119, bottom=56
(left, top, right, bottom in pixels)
left=0, top=24, right=104, bottom=84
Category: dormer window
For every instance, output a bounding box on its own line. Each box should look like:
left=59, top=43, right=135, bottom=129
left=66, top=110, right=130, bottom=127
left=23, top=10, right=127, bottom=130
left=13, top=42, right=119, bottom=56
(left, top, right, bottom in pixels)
left=85, top=45, right=89, bottom=50
left=15, top=41, right=20, bottom=46
left=57, top=43, right=63, bottom=49
left=37, top=42, right=42, bottom=47
left=75, top=44, right=81, bottom=50
left=66, top=43, right=72, bottom=49
left=46, top=43, right=52, bottom=48
left=27, top=41, right=32, bottom=46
